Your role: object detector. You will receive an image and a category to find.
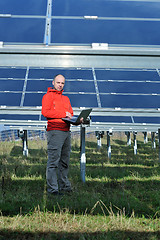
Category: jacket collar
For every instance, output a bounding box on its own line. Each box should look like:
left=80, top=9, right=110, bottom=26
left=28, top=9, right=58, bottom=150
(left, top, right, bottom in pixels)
left=47, top=87, right=63, bottom=94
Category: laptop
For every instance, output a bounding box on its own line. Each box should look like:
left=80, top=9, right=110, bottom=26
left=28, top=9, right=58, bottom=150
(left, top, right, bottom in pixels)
left=62, top=108, right=92, bottom=125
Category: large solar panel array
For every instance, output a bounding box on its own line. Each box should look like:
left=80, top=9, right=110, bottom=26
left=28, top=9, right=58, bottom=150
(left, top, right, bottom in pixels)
left=1, top=0, right=160, bottom=45
left=1, top=0, right=160, bottom=132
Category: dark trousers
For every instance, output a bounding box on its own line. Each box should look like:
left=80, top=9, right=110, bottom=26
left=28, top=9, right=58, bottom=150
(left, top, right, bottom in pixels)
left=46, top=130, right=71, bottom=193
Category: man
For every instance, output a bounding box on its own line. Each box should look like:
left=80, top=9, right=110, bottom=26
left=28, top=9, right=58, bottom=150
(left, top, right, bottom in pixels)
left=42, top=74, right=74, bottom=195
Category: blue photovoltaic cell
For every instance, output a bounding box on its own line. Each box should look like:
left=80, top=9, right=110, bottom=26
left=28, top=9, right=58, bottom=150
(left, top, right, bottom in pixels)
left=26, top=80, right=52, bottom=92
left=64, top=81, right=95, bottom=92
left=59, top=69, right=93, bottom=80
left=24, top=93, right=98, bottom=108
left=98, top=82, right=160, bottom=94
left=28, top=69, right=59, bottom=79
left=27, top=80, right=95, bottom=92
left=64, top=94, right=98, bottom=108
left=28, top=69, right=93, bottom=80
left=0, top=18, right=45, bottom=43
left=24, top=93, right=45, bottom=107
left=0, top=0, right=47, bottom=15
left=91, top=116, right=133, bottom=123
left=53, top=0, right=160, bottom=18
left=100, top=95, right=160, bottom=109
left=0, top=68, right=26, bottom=78
left=41, top=115, right=47, bottom=121
left=133, top=117, right=160, bottom=124
left=0, top=115, right=40, bottom=121
left=95, top=70, right=160, bottom=81
left=0, top=93, right=21, bottom=106
left=0, top=80, right=24, bottom=91
left=52, top=19, right=160, bottom=45
left=41, top=115, right=46, bottom=121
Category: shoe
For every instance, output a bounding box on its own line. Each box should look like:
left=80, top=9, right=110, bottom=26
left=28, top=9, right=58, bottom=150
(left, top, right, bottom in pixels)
left=53, top=191, right=63, bottom=195
left=48, top=191, right=64, bottom=196
left=61, top=189, right=73, bottom=194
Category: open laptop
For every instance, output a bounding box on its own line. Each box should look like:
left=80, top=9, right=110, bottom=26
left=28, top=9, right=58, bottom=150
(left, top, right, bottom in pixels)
left=62, top=108, right=92, bottom=125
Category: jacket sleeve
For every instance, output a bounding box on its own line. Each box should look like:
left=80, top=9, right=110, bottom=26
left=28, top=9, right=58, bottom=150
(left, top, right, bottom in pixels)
left=41, top=93, right=66, bottom=119
left=69, top=100, right=74, bottom=117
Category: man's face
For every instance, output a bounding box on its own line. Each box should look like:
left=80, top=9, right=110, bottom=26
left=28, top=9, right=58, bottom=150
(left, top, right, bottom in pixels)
left=52, top=75, right=65, bottom=91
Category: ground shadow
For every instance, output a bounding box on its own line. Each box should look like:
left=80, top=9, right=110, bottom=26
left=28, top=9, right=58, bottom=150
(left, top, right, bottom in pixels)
left=0, top=229, right=160, bottom=240
left=10, top=145, right=47, bottom=157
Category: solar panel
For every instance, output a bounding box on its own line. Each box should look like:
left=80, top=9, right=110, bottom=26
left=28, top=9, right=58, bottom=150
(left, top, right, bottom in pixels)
left=0, top=68, right=26, bottom=78
left=51, top=19, right=160, bottom=45
left=1, top=66, right=160, bottom=127
left=0, top=18, right=45, bottom=43
left=53, top=0, right=160, bottom=18
left=28, top=68, right=93, bottom=80
left=95, top=69, right=160, bottom=81
left=0, top=0, right=47, bottom=15
left=100, top=94, right=160, bottom=108
left=0, top=80, right=24, bottom=91
left=0, top=92, right=22, bottom=106
left=1, top=114, right=40, bottom=121
left=0, top=0, right=160, bottom=133
left=51, top=1, right=160, bottom=45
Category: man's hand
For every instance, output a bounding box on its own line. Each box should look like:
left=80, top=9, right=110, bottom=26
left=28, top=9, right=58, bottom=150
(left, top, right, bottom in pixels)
left=66, top=112, right=72, bottom=119
left=74, top=117, right=84, bottom=126
left=79, top=117, right=83, bottom=124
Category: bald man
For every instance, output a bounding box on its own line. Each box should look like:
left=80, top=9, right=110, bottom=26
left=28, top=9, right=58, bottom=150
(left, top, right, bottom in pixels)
left=42, top=74, right=73, bottom=195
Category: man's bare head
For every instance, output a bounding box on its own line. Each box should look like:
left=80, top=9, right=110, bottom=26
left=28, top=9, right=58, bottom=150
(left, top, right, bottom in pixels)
left=52, top=74, right=65, bottom=91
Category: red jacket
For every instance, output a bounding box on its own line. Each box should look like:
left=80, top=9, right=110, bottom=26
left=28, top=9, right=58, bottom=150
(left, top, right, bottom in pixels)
left=42, top=87, right=73, bottom=131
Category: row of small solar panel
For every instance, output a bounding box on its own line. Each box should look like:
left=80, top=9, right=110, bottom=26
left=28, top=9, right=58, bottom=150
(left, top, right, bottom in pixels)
left=0, top=18, right=160, bottom=44
left=0, top=0, right=159, bottom=17
left=1, top=92, right=160, bottom=108
left=0, top=0, right=160, bottom=45
left=0, top=67, right=160, bottom=79
left=2, top=113, right=160, bottom=125
left=0, top=128, right=46, bottom=141
left=0, top=67, right=160, bottom=108
left=2, top=79, right=160, bottom=93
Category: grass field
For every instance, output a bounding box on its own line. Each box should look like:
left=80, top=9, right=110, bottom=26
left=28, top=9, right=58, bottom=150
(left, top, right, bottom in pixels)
left=0, top=132, right=160, bottom=240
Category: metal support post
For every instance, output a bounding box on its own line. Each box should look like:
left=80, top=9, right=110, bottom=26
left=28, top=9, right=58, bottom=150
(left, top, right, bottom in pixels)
left=143, top=132, right=148, bottom=144
left=133, top=132, right=137, bottom=155
left=18, top=129, right=28, bottom=157
left=151, top=132, right=156, bottom=149
left=107, top=130, right=112, bottom=159
left=80, top=126, right=86, bottom=183
left=95, top=131, right=104, bottom=150
left=22, top=130, right=28, bottom=157
left=97, top=138, right=101, bottom=150
left=125, top=131, right=131, bottom=146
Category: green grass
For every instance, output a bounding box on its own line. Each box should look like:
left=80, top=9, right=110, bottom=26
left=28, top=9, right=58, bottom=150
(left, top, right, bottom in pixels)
left=0, top=132, right=160, bottom=239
